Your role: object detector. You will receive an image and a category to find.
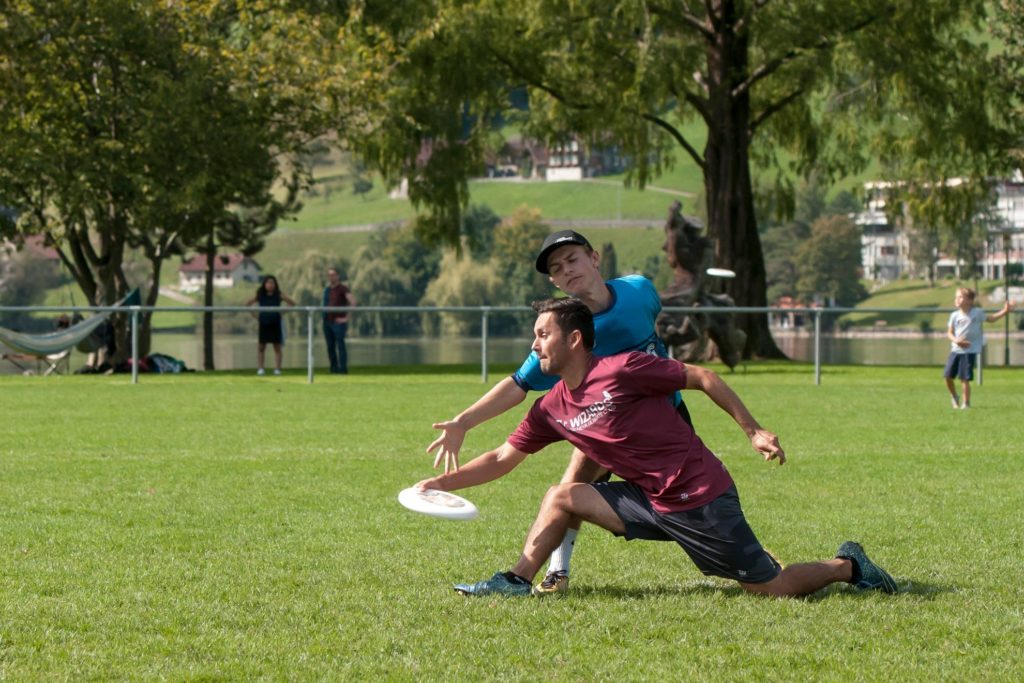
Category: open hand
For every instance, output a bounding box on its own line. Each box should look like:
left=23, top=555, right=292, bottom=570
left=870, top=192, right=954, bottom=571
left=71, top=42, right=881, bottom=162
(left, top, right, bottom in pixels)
left=427, top=420, right=466, bottom=474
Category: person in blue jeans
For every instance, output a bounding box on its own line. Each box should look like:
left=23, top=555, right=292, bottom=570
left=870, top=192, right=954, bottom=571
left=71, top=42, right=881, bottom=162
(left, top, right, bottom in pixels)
left=323, top=267, right=356, bottom=374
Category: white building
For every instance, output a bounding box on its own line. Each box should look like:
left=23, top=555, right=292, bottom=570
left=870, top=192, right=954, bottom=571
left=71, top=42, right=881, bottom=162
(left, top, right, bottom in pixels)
left=857, top=183, right=910, bottom=281
left=979, top=177, right=1024, bottom=280
left=178, top=253, right=262, bottom=293
left=857, top=175, right=1024, bottom=282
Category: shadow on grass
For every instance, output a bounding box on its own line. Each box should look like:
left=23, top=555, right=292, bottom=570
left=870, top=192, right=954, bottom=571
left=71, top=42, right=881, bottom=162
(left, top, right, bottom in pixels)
left=572, top=582, right=739, bottom=600
left=803, top=578, right=951, bottom=602
left=573, top=577, right=951, bottom=602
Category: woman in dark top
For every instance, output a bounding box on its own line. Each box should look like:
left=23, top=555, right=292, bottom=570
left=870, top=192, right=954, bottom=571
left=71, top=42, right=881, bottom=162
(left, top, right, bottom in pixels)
left=246, top=275, right=296, bottom=376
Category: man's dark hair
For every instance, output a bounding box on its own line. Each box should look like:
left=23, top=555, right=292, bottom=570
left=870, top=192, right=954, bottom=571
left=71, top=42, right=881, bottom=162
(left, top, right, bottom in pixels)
left=532, top=298, right=595, bottom=350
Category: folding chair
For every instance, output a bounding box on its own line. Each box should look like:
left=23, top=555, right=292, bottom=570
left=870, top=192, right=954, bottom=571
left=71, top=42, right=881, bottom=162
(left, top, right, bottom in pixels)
left=1, top=348, right=70, bottom=375
left=42, top=348, right=71, bottom=375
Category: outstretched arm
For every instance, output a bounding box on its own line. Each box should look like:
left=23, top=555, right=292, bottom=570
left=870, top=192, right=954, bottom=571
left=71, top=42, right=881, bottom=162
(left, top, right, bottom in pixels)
left=427, top=377, right=528, bottom=473
left=683, top=364, right=785, bottom=465
left=986, top=301, right=1014, bottom=323
left=416, top=441, right=529, bottom=492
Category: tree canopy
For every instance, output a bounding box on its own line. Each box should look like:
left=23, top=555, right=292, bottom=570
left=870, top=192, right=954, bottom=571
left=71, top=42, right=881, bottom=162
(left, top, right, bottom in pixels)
left=0, top=0, right=334, bottom=358
left=345, top=0, right=1012, bottom=357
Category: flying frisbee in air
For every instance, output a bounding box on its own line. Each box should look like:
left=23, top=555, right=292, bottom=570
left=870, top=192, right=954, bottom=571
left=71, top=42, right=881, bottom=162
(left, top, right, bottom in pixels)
left=398, top=487, right=480, bottom=521
left=706, top=267, right=737, bottom=278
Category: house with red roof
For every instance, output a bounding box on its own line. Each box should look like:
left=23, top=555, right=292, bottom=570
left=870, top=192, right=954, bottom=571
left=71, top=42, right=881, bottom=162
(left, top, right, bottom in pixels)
left=177, top=253, right=261, bottom=293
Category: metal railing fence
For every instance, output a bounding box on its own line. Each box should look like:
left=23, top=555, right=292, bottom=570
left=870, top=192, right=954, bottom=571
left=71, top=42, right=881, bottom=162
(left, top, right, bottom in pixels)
left=1, top=304, right=1018, bottom=385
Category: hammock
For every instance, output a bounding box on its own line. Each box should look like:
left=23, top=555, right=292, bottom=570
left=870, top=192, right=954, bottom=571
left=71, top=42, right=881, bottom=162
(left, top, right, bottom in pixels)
left=0, top=289, right=139, bottom=356
left=0, top=314, right=111, bottom=356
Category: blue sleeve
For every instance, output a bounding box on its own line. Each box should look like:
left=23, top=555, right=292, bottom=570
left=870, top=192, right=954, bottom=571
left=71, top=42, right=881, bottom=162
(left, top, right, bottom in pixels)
left=512, top=351, right=558, bottom=393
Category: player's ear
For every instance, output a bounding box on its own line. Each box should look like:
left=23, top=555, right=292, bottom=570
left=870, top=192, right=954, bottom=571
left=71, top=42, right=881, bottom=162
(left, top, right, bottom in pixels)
left=569, top=328, right=583, bottom=349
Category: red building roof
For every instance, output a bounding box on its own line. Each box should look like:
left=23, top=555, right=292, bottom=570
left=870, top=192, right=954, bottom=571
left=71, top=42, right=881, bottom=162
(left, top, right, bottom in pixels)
left=179, top=253, right=259, bottom=273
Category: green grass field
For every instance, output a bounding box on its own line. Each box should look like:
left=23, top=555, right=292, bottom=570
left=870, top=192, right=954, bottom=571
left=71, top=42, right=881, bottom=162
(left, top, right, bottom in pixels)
left=2, top=364, right=1023, bottom=680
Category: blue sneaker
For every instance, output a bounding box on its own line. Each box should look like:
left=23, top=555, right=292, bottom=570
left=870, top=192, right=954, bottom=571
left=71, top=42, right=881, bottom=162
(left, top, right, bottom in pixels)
left=836, top=541, right=898, bottom=594
left=454, top=572, right=531, bottom=597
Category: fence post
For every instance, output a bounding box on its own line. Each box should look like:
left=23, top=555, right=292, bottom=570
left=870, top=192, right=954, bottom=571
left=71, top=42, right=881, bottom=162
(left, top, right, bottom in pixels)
left=481, top=307, right=489, bottom=384
left=131, top=307, right=139, bottom=385
left=978, top=341, right=984, bottom=386
left=307, top=308, right=315, bottom=384
left=814, top=310, right=822, bottom=386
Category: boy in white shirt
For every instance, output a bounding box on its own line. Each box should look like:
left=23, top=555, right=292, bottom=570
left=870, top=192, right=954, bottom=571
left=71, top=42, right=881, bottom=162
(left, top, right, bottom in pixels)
left=944, top=287, right=1013, bottom=409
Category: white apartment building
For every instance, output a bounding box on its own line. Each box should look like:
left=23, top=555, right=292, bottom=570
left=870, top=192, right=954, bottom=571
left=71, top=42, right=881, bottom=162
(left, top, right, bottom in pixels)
left=858, top=175, right=1024, bottom=282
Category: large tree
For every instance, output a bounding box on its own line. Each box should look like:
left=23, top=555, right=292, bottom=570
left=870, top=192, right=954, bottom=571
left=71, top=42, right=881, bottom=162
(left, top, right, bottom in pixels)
left=0, top=0, right=333, bottom=359
left=0, top=0, right=192, bottom=355
left=350, top=0, right=1008, bottom=357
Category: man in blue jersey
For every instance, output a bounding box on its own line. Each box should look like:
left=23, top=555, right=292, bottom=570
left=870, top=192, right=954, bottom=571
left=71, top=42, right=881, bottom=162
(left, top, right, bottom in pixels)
left=427, top=229, right=692, bottom=595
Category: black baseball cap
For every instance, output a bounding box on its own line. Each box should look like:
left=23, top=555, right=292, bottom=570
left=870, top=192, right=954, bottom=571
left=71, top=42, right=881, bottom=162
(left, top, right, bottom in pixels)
left=535, top=230, right=593, bottom=274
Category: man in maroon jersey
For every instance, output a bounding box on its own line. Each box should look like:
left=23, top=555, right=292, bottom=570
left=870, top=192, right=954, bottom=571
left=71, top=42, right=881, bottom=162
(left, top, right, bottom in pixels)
left=416, top=298, right=897, bottom=598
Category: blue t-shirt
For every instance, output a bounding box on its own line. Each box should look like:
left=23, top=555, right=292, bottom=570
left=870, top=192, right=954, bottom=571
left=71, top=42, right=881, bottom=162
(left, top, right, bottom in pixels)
left=512, top=275, right=681, bottom=406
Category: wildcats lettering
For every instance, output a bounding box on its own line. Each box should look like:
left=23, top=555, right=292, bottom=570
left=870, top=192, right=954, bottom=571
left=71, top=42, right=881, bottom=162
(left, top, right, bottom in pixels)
left=556, top=391, right=616, bottom=432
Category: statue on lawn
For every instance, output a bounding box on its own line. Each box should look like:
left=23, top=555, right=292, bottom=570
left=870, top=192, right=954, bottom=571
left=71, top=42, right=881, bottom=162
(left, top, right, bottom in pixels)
left=656, top=201, right=746, bottom=369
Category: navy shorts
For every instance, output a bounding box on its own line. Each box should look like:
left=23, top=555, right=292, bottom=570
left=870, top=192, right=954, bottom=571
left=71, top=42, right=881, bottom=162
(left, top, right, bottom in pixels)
left=591, top=481, right=781, bottom=584
left=943, top=352, right=976, bottom=381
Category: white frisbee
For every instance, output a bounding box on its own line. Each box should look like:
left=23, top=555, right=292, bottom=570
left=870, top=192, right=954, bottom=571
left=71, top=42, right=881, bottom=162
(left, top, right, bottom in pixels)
left=398, top=487, right=479, bottom=521
left=706, top=267, right=737, bottom=278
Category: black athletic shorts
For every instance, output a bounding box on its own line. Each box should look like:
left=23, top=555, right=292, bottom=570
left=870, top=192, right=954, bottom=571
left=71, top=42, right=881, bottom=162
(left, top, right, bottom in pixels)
left=591, top=481, right=781, bottom=584
left=258, top=320, right=283, bottom=345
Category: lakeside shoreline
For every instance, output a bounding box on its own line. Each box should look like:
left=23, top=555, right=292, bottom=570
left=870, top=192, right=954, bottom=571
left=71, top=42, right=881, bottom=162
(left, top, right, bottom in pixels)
left=771, top=328, right=1024, bottom=340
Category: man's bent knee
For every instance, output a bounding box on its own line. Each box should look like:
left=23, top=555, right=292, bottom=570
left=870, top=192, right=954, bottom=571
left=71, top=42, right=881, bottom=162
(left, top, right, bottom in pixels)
left=545, top=482, right=581, bottom=507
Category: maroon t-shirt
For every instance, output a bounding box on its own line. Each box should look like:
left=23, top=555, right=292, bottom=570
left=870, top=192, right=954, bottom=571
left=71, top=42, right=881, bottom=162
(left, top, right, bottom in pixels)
left=508, top=352, right=734, bottom=513
left=325, top=284, right=351, bottom=323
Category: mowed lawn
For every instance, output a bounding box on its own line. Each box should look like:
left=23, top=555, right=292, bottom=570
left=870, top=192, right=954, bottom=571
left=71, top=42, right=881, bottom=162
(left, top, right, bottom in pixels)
left=1, top=364, right=1022, bottom=680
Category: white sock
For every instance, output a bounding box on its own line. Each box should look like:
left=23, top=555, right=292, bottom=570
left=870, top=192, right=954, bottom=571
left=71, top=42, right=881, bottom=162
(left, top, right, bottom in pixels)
left=547, top=528, right=579, bottom=575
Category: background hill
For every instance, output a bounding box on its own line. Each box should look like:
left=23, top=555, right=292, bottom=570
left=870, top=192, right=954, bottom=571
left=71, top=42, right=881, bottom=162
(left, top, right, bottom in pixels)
left=15, top=151, right=1008, bottom=335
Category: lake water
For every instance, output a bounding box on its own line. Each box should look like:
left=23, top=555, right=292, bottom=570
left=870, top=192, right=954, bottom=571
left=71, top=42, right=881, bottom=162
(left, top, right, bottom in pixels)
left=5, top=331, right=1023, bottom=375
left=774, top=332, right=1024, bottom=367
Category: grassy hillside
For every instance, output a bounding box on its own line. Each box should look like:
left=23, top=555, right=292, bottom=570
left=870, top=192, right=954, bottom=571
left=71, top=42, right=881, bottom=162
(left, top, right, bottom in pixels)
left=290, top=119, right=708, bottom=232
left=24, top=121, right=877, bottom=313
left=289, top=175, right=698, bottom=231
left=842, top=279, right=1008, bottom=331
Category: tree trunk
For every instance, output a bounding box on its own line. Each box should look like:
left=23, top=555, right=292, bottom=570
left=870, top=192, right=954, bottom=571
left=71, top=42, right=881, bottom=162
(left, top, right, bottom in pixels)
left=140, top=261, right=163, bottom=359
left=704, top=7, right=785, bottom=359
left=203, top=230, right=216, bottom=371
left=92, top=214, right=132, bottom=365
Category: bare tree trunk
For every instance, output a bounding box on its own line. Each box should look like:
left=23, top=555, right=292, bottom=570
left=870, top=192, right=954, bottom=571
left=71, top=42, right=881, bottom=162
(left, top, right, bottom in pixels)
left=704, top=9, right=785, bottom=359
left=139, top=263, right=162, bottom=359
left=203, top=229, right=216, bottom=371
